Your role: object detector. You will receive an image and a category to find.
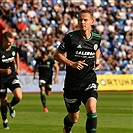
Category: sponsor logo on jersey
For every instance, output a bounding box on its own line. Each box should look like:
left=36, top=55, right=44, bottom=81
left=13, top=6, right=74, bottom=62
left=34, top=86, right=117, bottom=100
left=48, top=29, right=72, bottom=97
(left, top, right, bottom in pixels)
left=60, top=41, right=65, bottom=49
left=85, top=83, right=97, bottom=91
left=0, top=89, right=6, bottom=93
left=2, top=57, right=14, bottom=63
left=47, top=61, right=50, bottom=65
left=94, top=44, right=98, bottom=50
left=64, top=98, right=78, bottom=103
left=12, top=79, right=20, bottom=84
left=39, top=79, right=46, bottom=84
left=77, top=45, right=82, bottom=48
left=75, top=51, right=95, bottom=58
left=2, top=55, right=5, bottom=58
left=12, top=51, right=16, bottom=56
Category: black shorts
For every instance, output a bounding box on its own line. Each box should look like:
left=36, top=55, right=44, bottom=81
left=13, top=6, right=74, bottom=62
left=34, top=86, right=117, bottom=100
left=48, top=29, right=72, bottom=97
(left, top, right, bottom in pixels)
left=63, top=83, right=98, bottom=113
left=0, top=76, right=21, bottom=98
left=39, top=78, right=52, bottom=91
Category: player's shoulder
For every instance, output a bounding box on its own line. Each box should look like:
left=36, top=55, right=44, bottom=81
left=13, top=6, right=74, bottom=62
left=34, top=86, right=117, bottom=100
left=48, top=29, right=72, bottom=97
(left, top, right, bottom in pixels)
left=67, top=30, right=80, bottom=37
left=35, top=56, right=41, bottom=61
left=91, top=31, right=101, bottom=39
left=48, top=56, right=54, bottom=61
left=11, top=44, right=18, bottom=49
left=12, top=44, right=17, bottom=47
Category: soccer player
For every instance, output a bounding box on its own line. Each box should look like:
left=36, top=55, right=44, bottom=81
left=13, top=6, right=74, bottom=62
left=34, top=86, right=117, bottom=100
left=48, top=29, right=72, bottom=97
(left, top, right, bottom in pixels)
left=33, top=50, right=59, bottom=112
left=54, top=9, right=101, bottom=133
left=0, top=31, right=22, bottom=129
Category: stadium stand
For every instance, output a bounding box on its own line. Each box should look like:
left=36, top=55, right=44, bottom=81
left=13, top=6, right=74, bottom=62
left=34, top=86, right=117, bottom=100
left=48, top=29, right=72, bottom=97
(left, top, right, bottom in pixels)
left=0, top=0, right=133, bottom=74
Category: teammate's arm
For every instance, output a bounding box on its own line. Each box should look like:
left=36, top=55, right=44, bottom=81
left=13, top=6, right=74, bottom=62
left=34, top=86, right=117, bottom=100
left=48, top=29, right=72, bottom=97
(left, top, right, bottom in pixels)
left=33, top=64, right=37, bottom=79
left=53, top=62, right=59, bottom=84
left=15, top=52, right=20, bottom=75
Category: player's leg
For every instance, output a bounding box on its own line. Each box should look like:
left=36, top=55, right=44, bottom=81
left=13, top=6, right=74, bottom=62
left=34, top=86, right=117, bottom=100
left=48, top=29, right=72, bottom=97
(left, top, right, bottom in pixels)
left=7, top=77, right=22, bottom=118
left=83, top=86, right=98, bottom=133
left=7, top=87, right=22, bottom=118
left=42, top=84, right=52, bottom=112
left=0, top=95, right=9, bottom=129
left=82, top=83, right=98, bottom=133
left=85, top=97, right=97, bottom=133
left=45, top=84, right=52, bottom=96
left=10, top=87, right=22, bottom=106
left=40, top=86, right=47, bottom=109
left=63, top=89, right=81, bottom=133
left=63, top=111, right=79, bottom=133
left=39, top=79, right=49, bottom=112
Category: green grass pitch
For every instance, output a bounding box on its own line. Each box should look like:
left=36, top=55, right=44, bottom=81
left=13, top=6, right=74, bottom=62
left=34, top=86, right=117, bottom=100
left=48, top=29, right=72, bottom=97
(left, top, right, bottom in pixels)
left=0, top=92, right=132, bottom=133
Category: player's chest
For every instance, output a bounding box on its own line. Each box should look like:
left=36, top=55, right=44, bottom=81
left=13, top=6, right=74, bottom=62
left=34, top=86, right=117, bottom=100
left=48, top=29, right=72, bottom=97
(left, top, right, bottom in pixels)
left=70, top=37, right=99, bottom=52
left=1, top=49, right=16, bottom=63
left=38, top=60, right=51, bottom=68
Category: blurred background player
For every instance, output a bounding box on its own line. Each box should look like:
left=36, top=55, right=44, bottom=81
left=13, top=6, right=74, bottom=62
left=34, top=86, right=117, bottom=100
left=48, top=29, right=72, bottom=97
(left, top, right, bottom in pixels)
left=33, top=50, right=59, bottom=112
left=0, top=31, right=22, bottom=129
left=54, top=9, right=101, bottom=133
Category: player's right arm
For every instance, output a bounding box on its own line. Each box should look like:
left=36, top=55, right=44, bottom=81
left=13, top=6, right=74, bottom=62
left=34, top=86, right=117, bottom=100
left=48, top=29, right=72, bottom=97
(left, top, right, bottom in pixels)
left=0, top=67, right=12, bottom=74
left=33, top=64, right=37, bottom=79
left=54, top=50, right=74, bottom=67
left=54, top=49, right=88, bottom=70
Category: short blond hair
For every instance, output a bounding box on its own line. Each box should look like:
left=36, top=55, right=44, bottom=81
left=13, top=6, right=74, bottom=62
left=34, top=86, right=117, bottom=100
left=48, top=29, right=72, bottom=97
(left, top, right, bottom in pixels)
left=78, top=9, right=93, bottom=19
left=3, top=31, right=13, bottom=40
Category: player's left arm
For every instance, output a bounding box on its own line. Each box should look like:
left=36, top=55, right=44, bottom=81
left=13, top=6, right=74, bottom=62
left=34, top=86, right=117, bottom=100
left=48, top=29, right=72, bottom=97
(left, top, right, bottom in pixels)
left=15, top=52, right=20, bottom=75
left=53, top=61, right=59, bottom=84
left=94, top=48, right=101, bottom=70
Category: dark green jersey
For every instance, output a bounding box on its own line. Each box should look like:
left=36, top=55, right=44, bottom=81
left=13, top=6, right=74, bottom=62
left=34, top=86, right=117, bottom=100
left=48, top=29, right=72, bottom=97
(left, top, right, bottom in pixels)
left=35, top=56, right=55, bottom=80
left=58, top=30, right=101, bottom=90
left=0, top=44, right=18, bottom=81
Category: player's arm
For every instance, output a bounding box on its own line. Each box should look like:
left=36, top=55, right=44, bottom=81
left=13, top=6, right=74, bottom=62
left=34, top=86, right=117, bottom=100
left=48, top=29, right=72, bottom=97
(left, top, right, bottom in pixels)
left=15, top=52, right=20, bottom=75
left=94, top=48, right=101, bottom=70
left=54, top=50, right=88, bottom=70
left=54, top=50, right=74, bottom=67
left=33, top=63, right=37, bottom=79
left=0, top=68, right=11, bottom=74
left=53, top=61, right=59, bottom=84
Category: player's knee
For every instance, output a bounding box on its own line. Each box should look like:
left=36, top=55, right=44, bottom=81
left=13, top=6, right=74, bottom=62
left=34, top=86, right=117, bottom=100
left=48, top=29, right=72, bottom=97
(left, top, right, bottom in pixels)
left=70, top=116, right=78, bottom=123
left=69, top=114, right=79, bottom=123
left=46, top=91, right=51, bottom=96
left=17, top=96, right=22, bottom=101
left=15, top=94, right=22, bottom=101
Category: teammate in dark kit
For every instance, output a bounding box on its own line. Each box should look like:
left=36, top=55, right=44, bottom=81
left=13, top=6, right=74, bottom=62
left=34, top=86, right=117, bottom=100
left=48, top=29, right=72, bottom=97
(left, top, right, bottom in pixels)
left=54, top=9, right=101, bottom=133
left=0, top=31, right=22, bottom=129
left=34, top=50, right=59, bottom=112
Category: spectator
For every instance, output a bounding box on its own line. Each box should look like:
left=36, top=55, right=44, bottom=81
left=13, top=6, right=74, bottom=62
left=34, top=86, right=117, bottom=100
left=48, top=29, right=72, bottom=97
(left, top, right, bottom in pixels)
left=0, top=0, right=132, bottom=73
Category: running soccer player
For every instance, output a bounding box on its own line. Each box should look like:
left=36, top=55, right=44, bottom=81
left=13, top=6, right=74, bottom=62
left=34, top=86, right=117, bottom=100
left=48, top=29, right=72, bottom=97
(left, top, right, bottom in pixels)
left=54, top=9, right=101, bottom=133
left=0, top=31, right=22, bottom=129
left=33, top=50, right=59, bottom=112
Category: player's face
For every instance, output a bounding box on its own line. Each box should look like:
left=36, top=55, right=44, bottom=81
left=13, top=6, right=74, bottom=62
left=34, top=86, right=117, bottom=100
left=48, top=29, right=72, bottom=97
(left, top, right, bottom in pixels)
left=4, top=37, right=14, bottom=47
left=78, top=13, right=94, bottom=31
left=42, top=54, right=48, bottom=61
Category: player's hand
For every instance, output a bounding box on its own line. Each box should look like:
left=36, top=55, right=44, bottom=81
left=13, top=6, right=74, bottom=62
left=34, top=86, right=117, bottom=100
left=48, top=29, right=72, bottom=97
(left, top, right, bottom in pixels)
left=94, top=62, right=101, bottom=70
left=16, top=68, right=20, bottom=75
left=53, top=76, right=58, bottom=84
left=33, top=74, right=37, bottom=79
left=6, top=67, right=12, bottom=74
left=72, top=60, right=88, bottom=70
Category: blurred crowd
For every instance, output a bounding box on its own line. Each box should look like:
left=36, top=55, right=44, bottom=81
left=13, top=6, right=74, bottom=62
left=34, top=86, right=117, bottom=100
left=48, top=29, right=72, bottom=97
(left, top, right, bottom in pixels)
left=0, top=0, right=133, bottom=74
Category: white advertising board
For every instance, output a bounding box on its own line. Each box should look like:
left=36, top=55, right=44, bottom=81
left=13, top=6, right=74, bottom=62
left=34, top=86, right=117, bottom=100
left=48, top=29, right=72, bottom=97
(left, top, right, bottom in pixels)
left=17, top=75, right=65, bottom=93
